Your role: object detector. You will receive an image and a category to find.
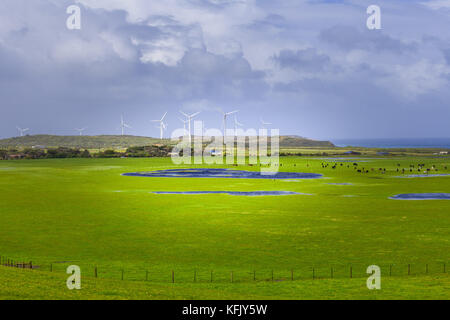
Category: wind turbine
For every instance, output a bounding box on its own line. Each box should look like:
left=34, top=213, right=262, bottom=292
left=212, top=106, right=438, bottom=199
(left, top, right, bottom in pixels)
left=75, top=128, right=86, bottom=136
left=260, top=118, right=272, bottom=130
left=179, top=111, right=200, bottom=142
left=17, top=127, right=29, bottom=137
left=120, top=115, right=131, bottom=136
left=234, top=116, right=243, bottom=137
left=151, top=112, right=168, bottom=140
left=221, top=110, right=239, bottom=137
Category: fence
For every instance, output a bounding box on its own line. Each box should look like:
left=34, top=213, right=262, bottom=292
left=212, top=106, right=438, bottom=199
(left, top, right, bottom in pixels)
left=0, top=256, right=33, bottom=269
left=1, top=256, right=448, bottom=284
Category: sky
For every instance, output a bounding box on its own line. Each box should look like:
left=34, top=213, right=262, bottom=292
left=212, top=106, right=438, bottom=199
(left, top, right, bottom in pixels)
left=0, top=0, right=450, bottom=140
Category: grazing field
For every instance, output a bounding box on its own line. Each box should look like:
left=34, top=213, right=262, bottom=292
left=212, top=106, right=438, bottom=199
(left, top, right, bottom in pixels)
left=0, top=156, right=449, bottom=299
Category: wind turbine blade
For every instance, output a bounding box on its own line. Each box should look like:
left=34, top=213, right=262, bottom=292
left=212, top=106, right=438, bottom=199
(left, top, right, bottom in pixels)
left=180, top=110, right=189, bottom=118
left=161, top=112, right=168, bottom=121
left=190, top=112, right=200, bottom=118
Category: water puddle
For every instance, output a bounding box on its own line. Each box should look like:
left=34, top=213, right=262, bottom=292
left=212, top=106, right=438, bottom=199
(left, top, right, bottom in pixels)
left=394, top=174, right=450, bottom=178
left=124, top=168, right=322, bottom=180
left=390, top=193, right=450, bottom=200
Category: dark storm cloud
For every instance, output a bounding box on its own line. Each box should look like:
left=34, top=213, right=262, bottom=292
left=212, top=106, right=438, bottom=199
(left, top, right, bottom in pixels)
left=443, top=48, right=450, bottom=65
left=246, top=14, right=288, bottom=31
left=272, top=48, right=331, bottom=72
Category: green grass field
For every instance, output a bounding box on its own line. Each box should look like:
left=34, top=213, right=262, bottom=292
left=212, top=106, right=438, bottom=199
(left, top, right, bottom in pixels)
left=0, top=156, right=449, bottom=299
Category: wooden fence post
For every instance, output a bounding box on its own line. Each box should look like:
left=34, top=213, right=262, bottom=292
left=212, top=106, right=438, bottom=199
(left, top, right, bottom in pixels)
left=408, top=264, right=411, bottom=275
left=95, top=266, right=98, bottom=278
left=172, top=270, right=174, bottom=283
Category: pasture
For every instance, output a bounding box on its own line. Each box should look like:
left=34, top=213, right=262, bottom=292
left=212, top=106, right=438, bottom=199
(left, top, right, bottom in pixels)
left=0, top=156, right=449, bottom=299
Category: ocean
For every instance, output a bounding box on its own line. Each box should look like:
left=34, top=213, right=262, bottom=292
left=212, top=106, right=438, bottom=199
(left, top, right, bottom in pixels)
left=331, top=138, right=450, bottom=149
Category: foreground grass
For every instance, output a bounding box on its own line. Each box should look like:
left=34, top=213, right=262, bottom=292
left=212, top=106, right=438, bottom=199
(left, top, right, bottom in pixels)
left=1, top=266, right=449, bottom=300
left=0, top=156, right=449, bottom=299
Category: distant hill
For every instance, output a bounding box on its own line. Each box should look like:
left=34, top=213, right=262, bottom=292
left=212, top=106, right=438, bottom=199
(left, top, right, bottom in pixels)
left=0, top=135, right=165, bottom=149
left=278, top=135, right=335, bottom=148
left=0, top=134, right=335, bottom=149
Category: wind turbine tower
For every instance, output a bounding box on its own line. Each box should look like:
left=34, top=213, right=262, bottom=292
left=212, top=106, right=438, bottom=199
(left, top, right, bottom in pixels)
left=234, top=116, right=243, bottom=137
left=179, top=117, right=188, bottom=133
left=151, top=112, right=168, bottom=140
left=221, top=110, right=239, bottom=137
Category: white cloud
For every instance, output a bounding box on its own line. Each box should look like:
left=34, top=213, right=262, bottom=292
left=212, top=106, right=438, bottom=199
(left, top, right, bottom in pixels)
left=100, top=32, right=137, bottom=61
left=77, top=0, right=265, bottom=58
left=139, top=37, right=186, bottom=66
left=376, top=60, right=450, bottom=98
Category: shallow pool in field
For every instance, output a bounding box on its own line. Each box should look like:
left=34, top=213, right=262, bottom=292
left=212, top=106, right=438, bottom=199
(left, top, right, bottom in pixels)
left=394, top=174, right=450, bottom=178
left=390, top=193, right=450, bottom=200
left=123, top=168, right=322, bottom=179
left=152, top=191, right=310, bottom=196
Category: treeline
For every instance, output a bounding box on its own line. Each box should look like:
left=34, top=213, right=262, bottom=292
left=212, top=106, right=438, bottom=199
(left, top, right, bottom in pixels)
left=0, top=147, right=91, bottom=160
left=0, top=145, right=174, bottom=160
